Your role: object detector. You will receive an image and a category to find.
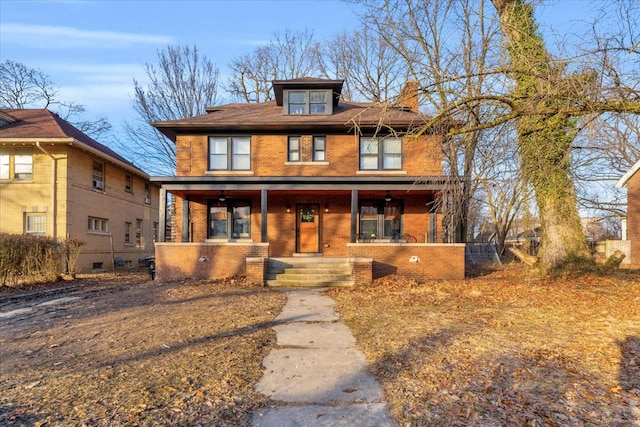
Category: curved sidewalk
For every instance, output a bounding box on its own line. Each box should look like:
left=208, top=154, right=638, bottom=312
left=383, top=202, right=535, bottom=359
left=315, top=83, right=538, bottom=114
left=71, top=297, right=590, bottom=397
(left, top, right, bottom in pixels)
left=252, top=288, right=397, bottom=427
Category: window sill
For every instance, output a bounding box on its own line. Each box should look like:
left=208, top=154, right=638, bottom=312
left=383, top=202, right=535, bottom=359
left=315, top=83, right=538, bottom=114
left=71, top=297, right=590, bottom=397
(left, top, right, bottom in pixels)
left=0, top=179, right=35, bottom=183
left=87, top=231, right=110, bottom=236
left=284, top=162, right=329, bottom=166
left=356, top=170, right=407, bottom=175
left=205, top=170, right=254, bottom=176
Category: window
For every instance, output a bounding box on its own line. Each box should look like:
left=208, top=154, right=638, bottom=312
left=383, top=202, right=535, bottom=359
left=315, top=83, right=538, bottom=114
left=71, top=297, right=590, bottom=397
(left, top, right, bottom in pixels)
left=88, top=217, right=108, bottom=233
left=284, top=90, right=332, bottom=115
left=93, top=161, right=104, bottom=190
left=136, top=219, right=142, bottom=245
left=125, top=174, right=132, bottom=192
left=360, top=137, right=402, bottom=170
left=144, top=183, right=151, bottom=204
left=25, top=213, right=46, bottom=236
left=153, top=222, right=158, bottom=242
left=0, top=152, right=32, bottom=180
left=208, top=200, right=251, bottom=239
left=288, top=136, right=301, bottom=162
left=208, top=136, right=251, bottom=170
left=313, top=136, right=326, bottom=161
left=359, top=200, right=403, bottom=239
left=125, top=222, right=132, bottom=243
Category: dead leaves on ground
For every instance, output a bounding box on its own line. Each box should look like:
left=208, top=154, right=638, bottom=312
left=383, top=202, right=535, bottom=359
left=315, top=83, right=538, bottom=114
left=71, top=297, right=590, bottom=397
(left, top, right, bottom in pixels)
left=329, top=268, right=640, bottom=426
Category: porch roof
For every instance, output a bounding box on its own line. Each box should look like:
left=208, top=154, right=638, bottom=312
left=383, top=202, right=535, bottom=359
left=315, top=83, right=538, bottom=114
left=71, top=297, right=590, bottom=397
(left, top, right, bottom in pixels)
left=150, top=175, right=452, bottom=192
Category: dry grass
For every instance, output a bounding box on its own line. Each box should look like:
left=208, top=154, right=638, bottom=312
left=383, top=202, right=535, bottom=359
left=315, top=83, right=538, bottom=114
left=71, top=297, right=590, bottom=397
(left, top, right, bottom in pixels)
left=0, top=273, right=285, bottom=427
left=328, top=266, right=640, bottom=426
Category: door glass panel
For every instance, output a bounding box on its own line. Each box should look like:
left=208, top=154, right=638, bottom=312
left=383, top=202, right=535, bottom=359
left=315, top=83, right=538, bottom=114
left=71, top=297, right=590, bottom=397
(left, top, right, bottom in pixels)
left=300, top=206, right=315, bottom=222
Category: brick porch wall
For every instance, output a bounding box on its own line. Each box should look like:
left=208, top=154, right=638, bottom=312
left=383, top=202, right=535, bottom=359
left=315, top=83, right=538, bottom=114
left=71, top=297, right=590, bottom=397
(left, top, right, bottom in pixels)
left=155, top=242, right=269, bottom=281
left=347, top=243, right=465, bottom=280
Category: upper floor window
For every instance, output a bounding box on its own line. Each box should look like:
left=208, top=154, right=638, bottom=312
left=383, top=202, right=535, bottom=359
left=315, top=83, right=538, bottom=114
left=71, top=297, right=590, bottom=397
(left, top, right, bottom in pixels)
left=313, top=136, right=326, bottom=161
left=93, top=161, right=104, bottom=190
left=125, top=174, right=132, bottom=192
left=1, top=152, right=33, bottom=180
left=25, top=213, right=46, bottom=236
left=288, top=136, right=301, bottom=162
left=136, top=219, right=142, bottom=245
left=209, top=136, right=251, bottom=171
left=284, top=90, right=332, bottom=115
left=144, top=183, right=151, bottom=204
left=360, top=137, right=402, bottom=171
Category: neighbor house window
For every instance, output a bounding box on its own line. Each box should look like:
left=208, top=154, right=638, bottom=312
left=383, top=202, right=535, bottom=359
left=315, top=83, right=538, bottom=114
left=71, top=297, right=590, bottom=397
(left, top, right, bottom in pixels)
left=125, top=222, right=132, bottom=243
left=25, top=213, right=46, bottom=236
left=208, top=200, right=251, bottom=239
left=208, top=136, right=251, bottom=170
left=288, top=136, right=301, bottom=161
left=359, top=200, right=403, bottom=239
left=136, top=219, right=142, bottom=245
left=313, top=136, right=326, bottom=161
left=0, top=152, right=32, bottom=180
left=359, top=137, right=402, bottom=170
left=88, top=217, right=108, bottom=233
left=125, top=174, right=132, bottom=192
left=144, top=183, right=151, bottom=204
left=153, top=222, right=158, bottom=242
left=284, top=90, right=332, bottom=115
left=93, top=161, right=104, bottom=190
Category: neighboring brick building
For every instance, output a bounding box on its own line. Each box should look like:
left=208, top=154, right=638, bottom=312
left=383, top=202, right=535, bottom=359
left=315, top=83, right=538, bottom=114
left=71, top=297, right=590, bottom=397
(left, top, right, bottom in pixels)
left=0, top=109, right=160, bottom=273
left=616, top=159, right=640, bottom=264
left=151, top=78, right=464, bottom=284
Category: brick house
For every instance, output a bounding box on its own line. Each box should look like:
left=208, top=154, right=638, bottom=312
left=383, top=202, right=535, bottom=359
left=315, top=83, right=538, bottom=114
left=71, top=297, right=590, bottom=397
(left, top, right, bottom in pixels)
left=0, top=109, right=160, bottom=273
left=616, top=159, right=640, bottom=264
left=151, top=78, right=465, bottom=284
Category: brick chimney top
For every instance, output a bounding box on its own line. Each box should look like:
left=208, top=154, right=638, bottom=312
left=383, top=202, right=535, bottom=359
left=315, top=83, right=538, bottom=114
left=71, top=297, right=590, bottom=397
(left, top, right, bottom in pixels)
left=396, top=81, right=420, bottom=114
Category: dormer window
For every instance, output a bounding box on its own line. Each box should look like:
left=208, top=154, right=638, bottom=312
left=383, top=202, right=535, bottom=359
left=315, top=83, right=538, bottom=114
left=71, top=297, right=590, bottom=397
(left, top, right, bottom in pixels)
left=284, top=90, right=332, bottom=115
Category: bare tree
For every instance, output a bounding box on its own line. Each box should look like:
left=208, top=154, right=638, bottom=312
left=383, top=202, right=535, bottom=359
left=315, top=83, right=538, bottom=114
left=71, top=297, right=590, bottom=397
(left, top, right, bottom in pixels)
left=117, top=45, right=221, bottom=175
left=322, top=28, right=407, bottom=102
left=226, top=29, right=324, bottom=103
left=0, top=60, right=111, bottom=139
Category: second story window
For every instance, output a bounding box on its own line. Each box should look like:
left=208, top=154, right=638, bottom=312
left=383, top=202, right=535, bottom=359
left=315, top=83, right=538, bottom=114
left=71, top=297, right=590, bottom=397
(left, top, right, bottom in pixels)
left=209, top=136, right=251, bottom=171
left=288, top=136, right=301, bottom=162
left=125, top=174, right=132, bottom=192
left=93, top=161, right=104, bottom=190
left=313, top=136, right=326, bottom=161
left=144, top=183, right=151, bottom=204
left=360, top=137, right=402, bottom=171
left=136, top=219, right=142, bottom=245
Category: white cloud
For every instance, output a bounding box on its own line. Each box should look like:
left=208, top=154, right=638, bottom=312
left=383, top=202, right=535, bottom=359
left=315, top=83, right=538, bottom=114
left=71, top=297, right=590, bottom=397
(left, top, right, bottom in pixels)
left=0, top=23, right=173, bottom=49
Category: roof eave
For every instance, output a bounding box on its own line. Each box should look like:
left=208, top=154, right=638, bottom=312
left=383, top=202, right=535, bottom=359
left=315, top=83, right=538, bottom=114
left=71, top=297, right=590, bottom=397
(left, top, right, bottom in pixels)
left=615, top=159, right=640, bottom=188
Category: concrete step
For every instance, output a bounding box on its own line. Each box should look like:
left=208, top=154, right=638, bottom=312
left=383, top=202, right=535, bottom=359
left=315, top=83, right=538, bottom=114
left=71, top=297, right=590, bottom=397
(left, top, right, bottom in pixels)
left=274, top=273, right=352, bottom=281
left=266, top=257, right=354, bottom=288
left=265, top=279, right=355, bottom=288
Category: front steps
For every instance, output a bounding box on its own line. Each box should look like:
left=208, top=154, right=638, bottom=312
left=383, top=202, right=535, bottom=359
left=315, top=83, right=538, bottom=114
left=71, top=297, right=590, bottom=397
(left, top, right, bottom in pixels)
left=266, top=257, right=354, bottom=287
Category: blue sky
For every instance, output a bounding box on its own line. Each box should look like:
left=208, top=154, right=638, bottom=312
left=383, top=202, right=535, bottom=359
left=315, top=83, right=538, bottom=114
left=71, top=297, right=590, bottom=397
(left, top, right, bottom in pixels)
left=0, top=0, right=598, bottom=135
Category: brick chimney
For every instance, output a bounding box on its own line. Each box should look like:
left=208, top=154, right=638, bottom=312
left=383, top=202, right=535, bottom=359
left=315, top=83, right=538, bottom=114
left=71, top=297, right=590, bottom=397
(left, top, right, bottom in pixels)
left=397, top=80, right=419, bottom=114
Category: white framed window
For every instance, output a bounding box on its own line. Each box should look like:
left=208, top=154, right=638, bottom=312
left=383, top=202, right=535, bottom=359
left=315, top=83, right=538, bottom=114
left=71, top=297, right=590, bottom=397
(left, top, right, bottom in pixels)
left=144, top=183, right=151, bottom=204
left=288, top=136, right=301, bottom=162
left=0, top=152, right=33, bottom=180
left=92, top=161, right=104, bottom=190
left=208, top=136, right=251, bottom=171
left=360, top=137, right=402, bottom=170
left=284, top=89, right=332, bottom=115
left=88, top=217, right=108, bottom=233
left=125, top=222, right=132, bottom=243
left=25, top=213, right=46, bottom=236
left=0, top=154, right=9, bottom=179
left=313, top=136, right=326, bottom=161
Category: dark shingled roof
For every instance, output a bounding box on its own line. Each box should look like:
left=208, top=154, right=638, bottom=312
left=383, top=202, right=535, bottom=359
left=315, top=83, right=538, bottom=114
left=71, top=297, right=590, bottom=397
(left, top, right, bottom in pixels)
left=154, top=100, right=430, bottom=142
left=0, top=109, right=147, bottom=177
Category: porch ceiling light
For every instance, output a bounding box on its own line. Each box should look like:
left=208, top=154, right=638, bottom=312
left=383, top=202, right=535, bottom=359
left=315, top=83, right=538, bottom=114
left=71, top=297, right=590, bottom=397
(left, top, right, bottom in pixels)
left=218, top=191, right=226, bottom=202
left=384, top=191, right=392, bottom=202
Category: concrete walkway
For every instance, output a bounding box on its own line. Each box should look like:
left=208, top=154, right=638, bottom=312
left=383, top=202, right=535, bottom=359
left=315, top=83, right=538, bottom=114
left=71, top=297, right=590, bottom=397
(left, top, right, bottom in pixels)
left=252, top=288, right=397, bottom=427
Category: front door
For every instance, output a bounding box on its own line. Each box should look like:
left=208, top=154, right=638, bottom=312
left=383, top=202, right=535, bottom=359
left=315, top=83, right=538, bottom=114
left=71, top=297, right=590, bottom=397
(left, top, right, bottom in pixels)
left=297, top=204, right=319, bottom=253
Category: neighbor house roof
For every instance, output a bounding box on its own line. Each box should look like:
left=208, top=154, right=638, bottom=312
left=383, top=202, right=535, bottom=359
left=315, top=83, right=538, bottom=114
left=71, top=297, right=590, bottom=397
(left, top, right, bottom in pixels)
left=615, top=159, right=640, bottom=188
left=153, top=100, right=431, bottom=142
left=0, top=109, right=149, bottom=178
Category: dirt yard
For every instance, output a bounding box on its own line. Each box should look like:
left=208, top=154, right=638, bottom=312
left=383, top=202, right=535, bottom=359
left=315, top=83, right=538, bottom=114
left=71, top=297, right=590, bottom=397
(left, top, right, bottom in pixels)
left=1, top=267, right=639, bottom=426
left=0, top=273, right=285, bottom=426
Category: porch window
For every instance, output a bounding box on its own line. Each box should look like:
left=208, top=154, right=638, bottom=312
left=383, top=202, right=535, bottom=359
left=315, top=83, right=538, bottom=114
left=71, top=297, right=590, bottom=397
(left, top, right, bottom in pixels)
left=359, top=137, right=402, bottom=170
left=208, top=136, right=251, bottom=170
left=288, top=136, right=301, bottom=162
left=359, top=200, right=403, bottom=239
left=313, top=136, right=326, bottom=161
left=208, top=200, right=251, bottom=239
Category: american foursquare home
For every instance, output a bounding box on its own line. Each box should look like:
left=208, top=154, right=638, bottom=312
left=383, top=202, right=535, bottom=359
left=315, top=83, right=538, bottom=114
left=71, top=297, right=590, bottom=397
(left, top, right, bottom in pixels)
left=151, top=78, right=465, bottom=285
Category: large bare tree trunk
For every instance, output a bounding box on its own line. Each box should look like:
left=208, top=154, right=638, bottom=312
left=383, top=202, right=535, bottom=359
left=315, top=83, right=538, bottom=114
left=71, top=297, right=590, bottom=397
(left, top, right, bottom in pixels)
left=492, top=0, right=592, bottom=271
